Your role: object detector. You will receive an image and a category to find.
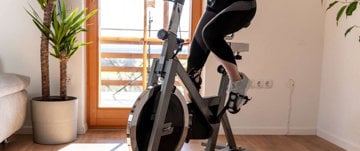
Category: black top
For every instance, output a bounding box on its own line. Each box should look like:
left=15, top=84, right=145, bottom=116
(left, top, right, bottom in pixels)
left=207, top=0, right=255, bottom=13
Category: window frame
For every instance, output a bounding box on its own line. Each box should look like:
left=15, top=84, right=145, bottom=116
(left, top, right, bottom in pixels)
left=86, top=0, right=203, bottom=128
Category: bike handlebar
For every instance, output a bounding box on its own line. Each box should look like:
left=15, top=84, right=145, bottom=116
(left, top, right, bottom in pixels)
left=165, top=0, right=185, bottom=5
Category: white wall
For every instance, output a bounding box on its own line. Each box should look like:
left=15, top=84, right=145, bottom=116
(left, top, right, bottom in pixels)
left=0, top=0, right=87, bottom=134
left=204, top=0, right=325, bottom=135
left=318, top=2, right=360, bottom=150
left=3, top=1, right=358, bottom=150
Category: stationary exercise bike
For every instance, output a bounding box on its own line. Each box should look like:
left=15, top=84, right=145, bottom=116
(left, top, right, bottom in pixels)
left=127, top=0, right=251, bottom=150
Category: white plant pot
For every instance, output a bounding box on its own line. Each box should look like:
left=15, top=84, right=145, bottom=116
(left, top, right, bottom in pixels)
left=31, top=96, right=78, bottom=144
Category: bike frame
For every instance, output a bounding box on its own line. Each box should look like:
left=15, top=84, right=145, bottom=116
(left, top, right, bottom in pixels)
left=142, top=0, right=241, bottom=150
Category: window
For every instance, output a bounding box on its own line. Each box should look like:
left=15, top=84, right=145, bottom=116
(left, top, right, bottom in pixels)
left=86, top=0, right=202, bottom=128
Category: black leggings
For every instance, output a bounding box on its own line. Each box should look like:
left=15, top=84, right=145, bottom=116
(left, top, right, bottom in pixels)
left=187, top=0, right=256, bottom=72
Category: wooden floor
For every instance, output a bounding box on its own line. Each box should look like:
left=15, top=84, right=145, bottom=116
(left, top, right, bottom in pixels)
left=0, top=129, right=344, bottom=151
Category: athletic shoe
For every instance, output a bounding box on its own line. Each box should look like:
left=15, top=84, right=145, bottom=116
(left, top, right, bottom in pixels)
left=227, top=72, right=252, bottom=113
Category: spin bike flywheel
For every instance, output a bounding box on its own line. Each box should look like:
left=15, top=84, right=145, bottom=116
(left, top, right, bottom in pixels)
left=127, top=85, right=189, bottom=151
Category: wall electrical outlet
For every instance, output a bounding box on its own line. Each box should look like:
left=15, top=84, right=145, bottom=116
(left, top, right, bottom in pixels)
left=251, top=79, right=273, bottom=89
left=264, top=80, right=273, bottom=88
left=256, top=80, right=265, bottom=88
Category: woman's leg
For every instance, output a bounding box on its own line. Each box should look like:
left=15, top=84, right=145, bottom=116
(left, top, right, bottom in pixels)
left=187, top=10, right=217, bottom=91
left=202, top=9, right=256, bottom=82
left=202, top=7, right=256, bottom=112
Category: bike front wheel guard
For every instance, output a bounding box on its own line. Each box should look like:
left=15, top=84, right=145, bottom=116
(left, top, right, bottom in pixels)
left=127, top=85, right=189, bottom=151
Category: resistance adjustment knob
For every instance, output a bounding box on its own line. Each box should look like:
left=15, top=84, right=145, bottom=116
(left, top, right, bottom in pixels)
left=157, top=29, right=168, bottom=40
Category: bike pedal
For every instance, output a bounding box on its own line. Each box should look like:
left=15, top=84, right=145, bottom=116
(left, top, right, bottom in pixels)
left=226, top=92, right=251, bottom=114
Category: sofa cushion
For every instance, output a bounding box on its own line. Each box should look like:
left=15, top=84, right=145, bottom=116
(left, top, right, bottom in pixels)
left=0, top=73, right=30, bottom=98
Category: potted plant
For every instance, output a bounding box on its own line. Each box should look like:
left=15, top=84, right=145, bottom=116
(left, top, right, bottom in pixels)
left=323, top=0, right=360, bottom=38
left=27, top=0, right=97, bottom=144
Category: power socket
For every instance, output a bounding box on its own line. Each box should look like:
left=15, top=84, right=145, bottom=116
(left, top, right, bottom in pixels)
left=256, top=80, right=265, bottom=88
left=264, top=80, right=273, bottom=88
left=251, top=79, right=273, bottom=89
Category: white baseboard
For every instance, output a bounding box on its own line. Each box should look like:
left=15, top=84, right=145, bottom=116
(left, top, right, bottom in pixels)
left=219, top=126, right=316, bottom=135
left=78, top=122, right=88, bottom=134
left=317, top=128, right=360, bottom=151
left=287, top=127, right=317, bottom=135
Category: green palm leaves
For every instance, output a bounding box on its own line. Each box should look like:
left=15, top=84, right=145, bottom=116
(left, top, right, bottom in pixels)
left=27, top=0, right=97, bottom=97
left=27, top=0, right=97, bottom=60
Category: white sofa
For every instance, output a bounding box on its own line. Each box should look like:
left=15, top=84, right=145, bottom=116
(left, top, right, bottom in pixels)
left=0, top=73, right=30, bottom=142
